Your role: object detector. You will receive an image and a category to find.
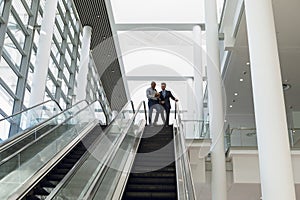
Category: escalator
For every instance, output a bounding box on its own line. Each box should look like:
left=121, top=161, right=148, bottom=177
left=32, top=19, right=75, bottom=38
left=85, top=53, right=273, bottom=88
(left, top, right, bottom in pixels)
left=24, top=125, right=106, bottom=200
left=0, top=101, right=195, bottom=200
left=122, top=125, right=177, bottom=200
left=0, top=100, right=108, bottom=199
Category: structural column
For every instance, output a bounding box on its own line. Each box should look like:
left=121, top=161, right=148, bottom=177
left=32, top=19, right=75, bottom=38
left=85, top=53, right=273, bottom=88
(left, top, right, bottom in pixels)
left=193, top=25, right=204, bottom=137
left=244, top=0, right=296, bottom=199
left=76, top=26, right=92, bottom=102
left=204, top=0, right=227, bottom=200
left=29, top=0, right=59, bottom=107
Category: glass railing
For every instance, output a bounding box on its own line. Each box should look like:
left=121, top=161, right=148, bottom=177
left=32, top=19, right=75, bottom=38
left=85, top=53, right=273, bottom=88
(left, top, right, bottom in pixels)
left=49, top=101, right=146, bottom=200
left=0, top=101, right=102, bottom=199
left=224, top=126, right=300, bottom=151
left=85, top=101, right=147, bottom=200
left=0, top=100, right=62, bottom=142
left=0, top=100, right=89, bottom=162
left=180, top=119, right=210, bottom=139
left=173, top=102, right=196, bottom=200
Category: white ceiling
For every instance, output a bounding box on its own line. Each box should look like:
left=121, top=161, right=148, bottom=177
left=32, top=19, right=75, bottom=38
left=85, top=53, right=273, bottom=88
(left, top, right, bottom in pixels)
left=224, top=0, right=300, bottom=128
left=110, top=0, right=205, bottom=24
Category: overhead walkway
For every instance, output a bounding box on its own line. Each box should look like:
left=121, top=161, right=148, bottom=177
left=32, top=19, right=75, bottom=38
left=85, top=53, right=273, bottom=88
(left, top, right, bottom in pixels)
left=0, top=101, right=195, bottom=200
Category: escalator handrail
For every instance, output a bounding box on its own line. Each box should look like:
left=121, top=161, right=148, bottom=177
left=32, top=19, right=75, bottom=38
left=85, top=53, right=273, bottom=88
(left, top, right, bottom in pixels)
left=0, top=100, right=89, bottom=153
left=0, top=100, right=93, bottom=166
left=47, top=101, right=146, bottom=200
left=174, top=102, right=196, bottom=200
left=80, top=100, right=146, bottom=199
left=0, top=100, right=62, bottom=122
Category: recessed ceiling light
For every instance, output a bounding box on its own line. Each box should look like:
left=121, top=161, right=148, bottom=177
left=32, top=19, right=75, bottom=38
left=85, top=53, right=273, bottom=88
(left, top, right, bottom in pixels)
left=97, top=15, right=100, bottom=18
left=234, top=92, right=238, bottom=96
left=282, top=83, right=291, bottom=91
left=246, top=62, right=250, bottom=66
left=239, top=78, right=244, bottom=82
left=229, top=105, right=233, bottom=108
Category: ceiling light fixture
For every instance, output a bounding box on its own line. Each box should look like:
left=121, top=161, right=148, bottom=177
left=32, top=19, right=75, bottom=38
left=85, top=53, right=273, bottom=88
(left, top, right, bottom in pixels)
left=234, top=93, right=238, bottom=96
left=282, top=83, right=291, bottom=91
left=240, top=78, right=244, bottom=82
left=229, top=105, right=233, bottom=108
left=246, top=62, right=250, bottom=66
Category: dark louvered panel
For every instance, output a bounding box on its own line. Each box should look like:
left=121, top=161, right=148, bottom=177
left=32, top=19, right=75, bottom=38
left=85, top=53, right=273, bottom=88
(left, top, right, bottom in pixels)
left=73, top=0, right=128, bottom=111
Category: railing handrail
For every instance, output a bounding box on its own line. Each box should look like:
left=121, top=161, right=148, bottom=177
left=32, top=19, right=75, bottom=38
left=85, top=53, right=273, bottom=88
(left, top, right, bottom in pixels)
left=82, top=100, right=146, bottom=199
left=228, top=127, right=300, bottom=135
left=0, top=100, right=89, bottom=153
left=0, top=101, right=91, bottom=166
left=44, top=100, right=146, bottom=200
left=174, top=102, right=196, bottom=200
left=0, top=100, right=62, bottom=122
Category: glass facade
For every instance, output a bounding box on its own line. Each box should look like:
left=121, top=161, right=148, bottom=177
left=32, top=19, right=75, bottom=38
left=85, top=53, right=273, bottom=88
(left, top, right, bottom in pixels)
left=0, top=0, right=112, bottom=121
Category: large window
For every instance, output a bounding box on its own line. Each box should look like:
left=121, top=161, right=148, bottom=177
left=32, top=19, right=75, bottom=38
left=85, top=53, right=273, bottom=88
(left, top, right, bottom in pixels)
left=0, top=0, right=112, bottom=125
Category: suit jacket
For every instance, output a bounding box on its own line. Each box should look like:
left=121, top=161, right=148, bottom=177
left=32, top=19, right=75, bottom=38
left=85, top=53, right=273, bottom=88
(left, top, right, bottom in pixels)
left=159, top=90, right=176, bottom=110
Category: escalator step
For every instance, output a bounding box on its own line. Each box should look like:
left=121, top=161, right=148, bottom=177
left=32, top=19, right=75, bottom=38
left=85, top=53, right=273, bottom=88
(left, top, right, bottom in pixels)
left=33, top=188, right=50, bottom=195
left=57, top=163, right=74, bottom=169
left=62, top=158, right=78, bottom=163
left=127, top=177, right=176, bottom=185
left=52, top=168, right=70, bottom=174
left=130, top=172, right=176, bottom=178
left=25, top=196, right=41, bottom=200
left=66, top=154, right=82, bottom=159
left=40, top=180, right=56, bottom=188
left=46, top=174, right=65, bottom=181
left=123, top=191, right=177, bottom=199
left=125, top=184, right=176, bottom=192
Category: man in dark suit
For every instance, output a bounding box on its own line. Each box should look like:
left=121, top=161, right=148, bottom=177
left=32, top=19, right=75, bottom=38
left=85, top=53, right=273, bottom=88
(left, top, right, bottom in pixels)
left=159, top=83, right=178, bottom=126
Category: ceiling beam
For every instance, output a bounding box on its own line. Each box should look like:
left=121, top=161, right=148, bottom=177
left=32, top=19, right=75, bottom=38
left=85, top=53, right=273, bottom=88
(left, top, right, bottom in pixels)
left=114, top=23, right=206, bottom=31
left=126, top=76, right=193, bottom=81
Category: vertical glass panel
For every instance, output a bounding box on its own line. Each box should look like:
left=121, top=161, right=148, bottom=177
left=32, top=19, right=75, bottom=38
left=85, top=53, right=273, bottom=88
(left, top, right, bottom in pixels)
left=53, top=27, right=63, bottom=46
left=0, top=85, right=14, bottom=116
left=23, top=88, right=30, bottom=108
left=58, top=0, right=66, bottom=17
left=49, top=56, right=59, bottom=79
left=68, top=24, right=75, bottom=40
left=65, top=49, right=72, bottom=66
left=56, top=13, right=64, bottom=29
left=27, top=66, right=33, bottom=87
left=3, top=33, right=22, bottom=69
left=7, top=11, right=26, bottom=49
left=12, top=0, right=29, bottom=26
left=0, top=57, right=18, bottom=93
left=51, top=43, right=60, bottom=64
left=63, top=65, right=70, bottom=81
left=0, top=0, right=5, bottom=17
left=33, top=30, right=40, bottom=47
left=46, top=76, right=56, bottom=96
left=61, top=78, right=68, bottom=95
left=44, top=90, right=52, bottom=101
left=59, top=97, right=66, bottom=109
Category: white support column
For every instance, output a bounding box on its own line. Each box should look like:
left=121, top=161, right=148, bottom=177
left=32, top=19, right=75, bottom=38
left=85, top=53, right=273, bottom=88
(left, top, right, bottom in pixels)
left=29, top=0, right=58, bottom=107
left=76, top=26, right=92, bottom=102
left=204, top=0, right=227, bottom=200
left=193, top=25, right=204, bottom=137
left=244, top=0, right=296, bottom=199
